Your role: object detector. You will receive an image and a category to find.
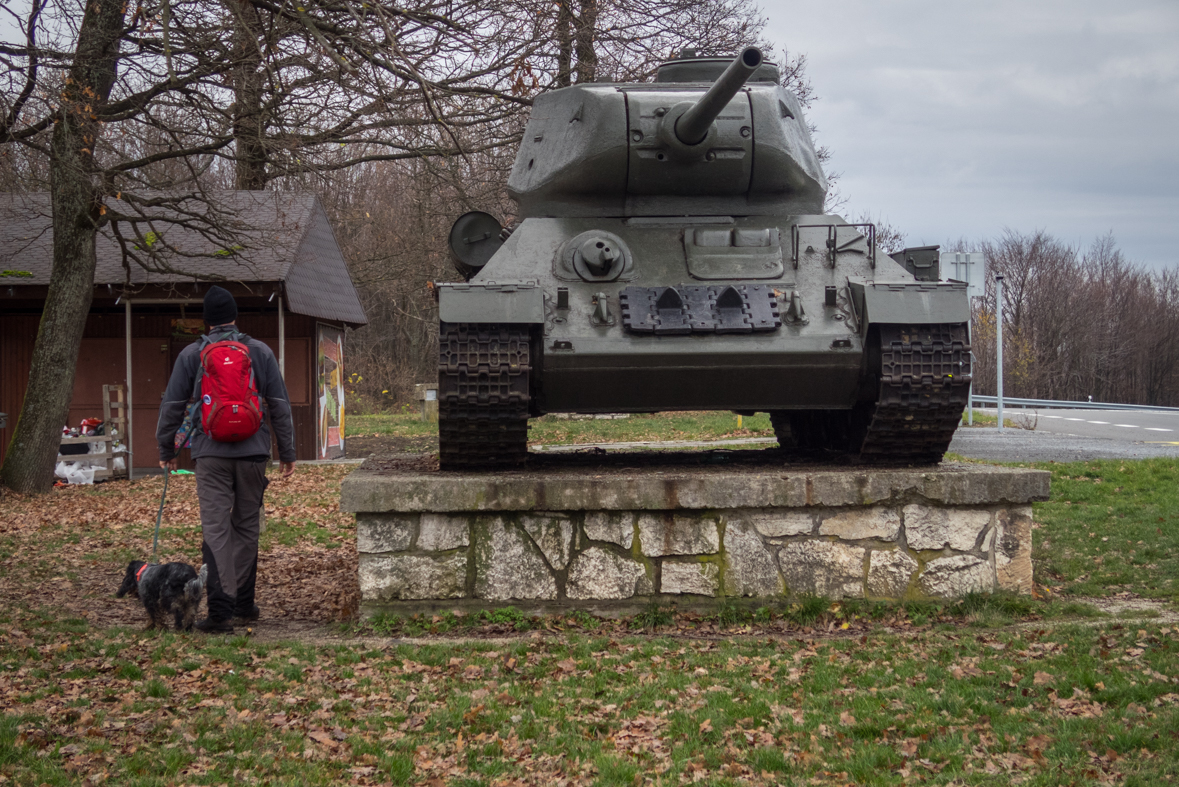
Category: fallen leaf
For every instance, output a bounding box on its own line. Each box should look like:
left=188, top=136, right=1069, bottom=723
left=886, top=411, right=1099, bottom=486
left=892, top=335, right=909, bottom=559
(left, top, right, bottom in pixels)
left=307, top=730, right=337, bottom=749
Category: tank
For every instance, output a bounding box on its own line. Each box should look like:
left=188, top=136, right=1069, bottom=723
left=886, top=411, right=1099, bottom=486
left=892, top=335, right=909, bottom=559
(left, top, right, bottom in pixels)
left=436, top=47, right=971, bottom=469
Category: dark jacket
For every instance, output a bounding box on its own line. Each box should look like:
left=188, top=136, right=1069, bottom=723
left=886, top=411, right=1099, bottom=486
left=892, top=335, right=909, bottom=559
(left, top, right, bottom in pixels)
left=156, top=328, right=296, bottom=463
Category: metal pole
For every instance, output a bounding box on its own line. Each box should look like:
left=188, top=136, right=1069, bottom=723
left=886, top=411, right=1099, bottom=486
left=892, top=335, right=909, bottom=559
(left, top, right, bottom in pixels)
left=995, top=275, right=1004, bottom=433
left=967, top=352, right=974, bottom=425
left=124, top=300, right=134, bottom=477
left=967, top=259, right=974, bottom=427
left=277, top=294, right=285, bottom=380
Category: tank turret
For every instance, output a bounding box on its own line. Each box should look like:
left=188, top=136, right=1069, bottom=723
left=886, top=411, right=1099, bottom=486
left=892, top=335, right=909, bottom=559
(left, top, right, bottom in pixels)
left=506, top=48, right=827, bottom=218
left=437, top=49, right=972, bottom=470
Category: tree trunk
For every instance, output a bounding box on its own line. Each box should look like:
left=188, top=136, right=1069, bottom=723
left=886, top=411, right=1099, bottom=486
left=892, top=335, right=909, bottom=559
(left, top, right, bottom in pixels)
left=556, top=0, right=573, bottom=87
left=574, top=0, right=598, bottom=84
left=0, top=0, right=126, bottom=494
left=231, top=0, right=268, bottom=190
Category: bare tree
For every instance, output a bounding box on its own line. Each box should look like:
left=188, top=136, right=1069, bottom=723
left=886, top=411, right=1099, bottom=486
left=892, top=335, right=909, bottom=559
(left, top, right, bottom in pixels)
left=0, top=0, right=549, bottom=491
left=2, top=0, right=139, bottom=493
left=971, top=229, right=1179, bottom=406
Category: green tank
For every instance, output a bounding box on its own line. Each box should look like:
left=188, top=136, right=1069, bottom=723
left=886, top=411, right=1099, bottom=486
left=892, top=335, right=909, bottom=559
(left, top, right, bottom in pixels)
left=437, top=47, right=971, bottom=469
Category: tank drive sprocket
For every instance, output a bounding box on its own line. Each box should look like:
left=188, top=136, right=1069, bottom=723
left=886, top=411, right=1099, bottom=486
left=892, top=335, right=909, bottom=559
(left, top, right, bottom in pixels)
left=438, top=323, right=531, bottom=469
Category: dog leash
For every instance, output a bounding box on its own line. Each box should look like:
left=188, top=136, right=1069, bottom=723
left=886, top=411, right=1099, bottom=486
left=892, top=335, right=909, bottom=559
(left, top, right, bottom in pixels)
left=152, top=471, right=170, bottom=564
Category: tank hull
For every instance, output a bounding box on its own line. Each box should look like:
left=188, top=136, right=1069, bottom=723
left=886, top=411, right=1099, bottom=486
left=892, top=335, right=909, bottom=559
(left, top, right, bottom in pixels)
left=436, top=214, right=972, bottom=468
left=439, top=213, right=966, bottom=414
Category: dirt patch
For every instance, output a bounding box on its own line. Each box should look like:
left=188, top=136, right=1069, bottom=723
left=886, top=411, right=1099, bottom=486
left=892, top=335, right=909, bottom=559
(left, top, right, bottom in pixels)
left=1082, top=593, right=1179, bottom=622
left=346, top=433, right=437, bottom=457
left=0, top=467, right=360, bottom=641
left=0, top=542, right=361, bottom=641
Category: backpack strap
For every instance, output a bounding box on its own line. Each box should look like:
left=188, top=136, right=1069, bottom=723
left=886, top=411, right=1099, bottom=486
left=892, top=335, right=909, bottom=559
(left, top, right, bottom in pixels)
left=189, top=333, right=216, bottom=398
left=180, top=332, right=228, bottom=438
left=172, top=335, right=211, bottom=452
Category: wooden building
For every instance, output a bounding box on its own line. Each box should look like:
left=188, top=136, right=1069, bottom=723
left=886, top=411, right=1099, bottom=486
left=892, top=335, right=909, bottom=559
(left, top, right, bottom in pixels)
left=0, top=192, right=368, bottom=472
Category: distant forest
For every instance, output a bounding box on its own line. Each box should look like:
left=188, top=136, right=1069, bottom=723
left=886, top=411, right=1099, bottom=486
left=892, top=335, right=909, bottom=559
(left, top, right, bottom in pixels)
left=967, top=230, right=1179, bottom=407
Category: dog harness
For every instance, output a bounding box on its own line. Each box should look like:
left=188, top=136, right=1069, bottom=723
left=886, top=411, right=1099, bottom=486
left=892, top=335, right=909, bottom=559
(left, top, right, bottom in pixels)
left=136, top=564, right=150, bottom=582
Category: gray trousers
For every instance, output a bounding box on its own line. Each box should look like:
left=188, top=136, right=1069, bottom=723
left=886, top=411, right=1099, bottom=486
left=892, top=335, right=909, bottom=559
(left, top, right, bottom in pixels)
left=195, top=456, right=268, bottom=620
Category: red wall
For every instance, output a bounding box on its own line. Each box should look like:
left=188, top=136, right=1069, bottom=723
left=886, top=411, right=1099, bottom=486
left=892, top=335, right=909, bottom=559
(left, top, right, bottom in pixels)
left=1, top=307, right=324, bottom=468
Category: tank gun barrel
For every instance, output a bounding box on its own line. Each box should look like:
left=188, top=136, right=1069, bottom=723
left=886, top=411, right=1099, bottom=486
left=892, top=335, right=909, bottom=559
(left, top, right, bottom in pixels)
left=674, top=47, right=763, bottom=146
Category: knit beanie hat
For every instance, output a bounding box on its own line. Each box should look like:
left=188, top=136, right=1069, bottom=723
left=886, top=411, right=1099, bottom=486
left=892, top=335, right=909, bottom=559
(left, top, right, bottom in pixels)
left=203, top=285, right=238, bottom=326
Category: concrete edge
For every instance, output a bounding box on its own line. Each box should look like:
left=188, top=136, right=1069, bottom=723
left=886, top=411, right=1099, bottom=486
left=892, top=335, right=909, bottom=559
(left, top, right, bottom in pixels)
left=341, top=465, right=1051, bottom=513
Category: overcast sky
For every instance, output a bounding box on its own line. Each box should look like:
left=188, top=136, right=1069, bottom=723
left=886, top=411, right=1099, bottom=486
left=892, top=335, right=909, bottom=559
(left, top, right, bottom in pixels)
left=763, top=0, right=1179, bottom=267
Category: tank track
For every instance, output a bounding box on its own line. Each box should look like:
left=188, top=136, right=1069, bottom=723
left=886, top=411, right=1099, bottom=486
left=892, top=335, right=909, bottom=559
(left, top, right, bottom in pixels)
left=438, top=323, right=531, bottom=470
left=770, top=323, right=970, bottom=463
left=857, top=323, right=971, bottom=463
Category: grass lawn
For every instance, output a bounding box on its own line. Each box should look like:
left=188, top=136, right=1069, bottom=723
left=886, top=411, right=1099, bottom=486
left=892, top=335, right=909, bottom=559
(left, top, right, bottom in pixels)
left=347, top=410, right=774, bottom=447
left=1024, top=459, right=1179, bottom=600
left=959, top=410, right=1028, bottom=429
left=2, top=609, right=1177, bottom=785
left=345, top=407, right=1027, bottom=451
left=2, top=458, right=1178, bottom=785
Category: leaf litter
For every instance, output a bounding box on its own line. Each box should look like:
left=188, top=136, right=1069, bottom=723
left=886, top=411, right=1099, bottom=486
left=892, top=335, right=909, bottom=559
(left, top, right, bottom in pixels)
left=0, top=466, right=360, bottom=636
left=2, top=465, right=1179, bottom=784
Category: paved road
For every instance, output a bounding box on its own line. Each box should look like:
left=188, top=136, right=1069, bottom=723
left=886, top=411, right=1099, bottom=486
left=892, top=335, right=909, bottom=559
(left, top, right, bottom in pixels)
left=972, top=407, right=1179, bottom=444
left=950, top=407, right=1179, bottom=462
left=949, top=427, right=1179, bottom=462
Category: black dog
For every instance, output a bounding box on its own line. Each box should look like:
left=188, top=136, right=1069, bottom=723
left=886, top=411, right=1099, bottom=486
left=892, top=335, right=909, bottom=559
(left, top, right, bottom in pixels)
left=116, top=561, right=207, bottom=631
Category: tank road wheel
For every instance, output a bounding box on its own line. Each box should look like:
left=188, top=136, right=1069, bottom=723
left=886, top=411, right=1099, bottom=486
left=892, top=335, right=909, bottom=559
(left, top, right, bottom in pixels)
left=769, top=412, right=796, bottom=449
left=856, top=323, right=971, bottom=464
left=438, top=323, right=531, bottom=470
left=771, top=411, right=847, bottom=451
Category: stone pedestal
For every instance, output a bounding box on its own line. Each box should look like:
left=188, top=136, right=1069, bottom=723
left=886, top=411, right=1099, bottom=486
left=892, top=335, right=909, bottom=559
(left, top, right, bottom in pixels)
left=340, top=463, right=1049, bottom=614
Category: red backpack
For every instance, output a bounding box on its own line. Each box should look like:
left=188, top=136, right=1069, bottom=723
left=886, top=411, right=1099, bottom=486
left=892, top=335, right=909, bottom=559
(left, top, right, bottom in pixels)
left=197, top=332, right=263, bottom=442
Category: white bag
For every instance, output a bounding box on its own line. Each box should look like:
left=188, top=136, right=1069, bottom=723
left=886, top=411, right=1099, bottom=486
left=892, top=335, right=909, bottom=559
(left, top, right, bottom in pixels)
left=54, top=460, right=96, bottom=485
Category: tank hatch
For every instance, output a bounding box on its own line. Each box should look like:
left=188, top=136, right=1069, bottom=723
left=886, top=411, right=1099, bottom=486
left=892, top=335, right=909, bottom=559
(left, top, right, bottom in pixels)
left=655, top=49, right=781, bottom=84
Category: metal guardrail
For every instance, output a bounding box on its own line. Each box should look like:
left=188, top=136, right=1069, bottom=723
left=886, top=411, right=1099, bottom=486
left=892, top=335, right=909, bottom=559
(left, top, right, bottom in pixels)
left=971, top=395, right=1179, bottom=413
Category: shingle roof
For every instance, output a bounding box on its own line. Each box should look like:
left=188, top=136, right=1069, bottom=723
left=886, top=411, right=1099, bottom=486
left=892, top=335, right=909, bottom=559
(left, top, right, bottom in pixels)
left=0, top=191, right=367, bottom=325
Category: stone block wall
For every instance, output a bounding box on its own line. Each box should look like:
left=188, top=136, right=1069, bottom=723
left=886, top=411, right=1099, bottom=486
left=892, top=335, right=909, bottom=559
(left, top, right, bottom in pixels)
left=342, top=465, right=1049, bottom=613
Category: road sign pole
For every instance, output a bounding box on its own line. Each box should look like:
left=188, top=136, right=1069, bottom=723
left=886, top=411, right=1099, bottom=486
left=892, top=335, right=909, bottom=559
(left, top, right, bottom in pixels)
left=967, top=352, right=974, bottom=425
left=995, top=274, right=1004, bottom=433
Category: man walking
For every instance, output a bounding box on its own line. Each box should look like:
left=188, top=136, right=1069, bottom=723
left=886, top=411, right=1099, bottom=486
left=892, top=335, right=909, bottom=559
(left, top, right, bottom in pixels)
left=156, top=285, right=296, bottom=633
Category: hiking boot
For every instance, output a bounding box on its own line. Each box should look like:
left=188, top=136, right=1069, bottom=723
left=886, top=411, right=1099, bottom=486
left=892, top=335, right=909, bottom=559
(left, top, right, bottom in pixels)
left=194, top=617, right=234, bottom=634
left=234, top=604, right=260, bottom=623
